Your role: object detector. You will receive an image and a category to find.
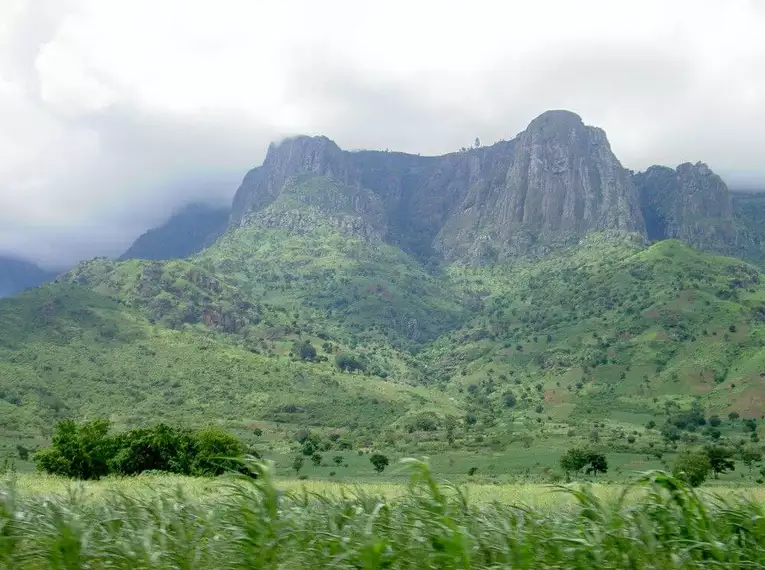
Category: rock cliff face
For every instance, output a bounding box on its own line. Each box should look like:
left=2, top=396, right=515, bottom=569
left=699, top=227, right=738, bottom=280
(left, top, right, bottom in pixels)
left=634, top=163, right=735, bottom=252
left=230, top=111, right=646, bottom=263
left=433, top=110, right=644, bottom=261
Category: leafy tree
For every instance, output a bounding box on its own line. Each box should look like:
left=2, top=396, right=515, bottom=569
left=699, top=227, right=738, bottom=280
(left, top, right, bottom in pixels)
left=109, top=423, right=195, bottom=476
left=743, top=419, right=758, bottom=433
left=15, top=445, right=29, bottom=461
left=192, top=426, right=245, bottom=476
left=292, top=340, right=317, bottom=361
left=560, top=447, right=589, bottom=478
left=335, top=353, right=366, bottom=373
left=292, top=456, right=304, bottom=476
left=740, top=447, right=762, bottom=472
left=370, top=453, right=389, bottom=473
left=729, top=412, right=740, bottom=421
left=406, top=412, right=440, bottom=433
left=673, top=452, right=711, bottom=487
left=705, top=446, right=735, bottom=479
left=444, top=415, right=457, bottom=447
left=708, top=415, right=721, bottom=427
left=467, top=467, right=478, bottom=476
left=311, top=452, right=323, bottom=467
left=34, top=419, right=113, bottom=480
left=585, top=453, right=608, bottom=476
left=333, top=455, right=344, bottom=467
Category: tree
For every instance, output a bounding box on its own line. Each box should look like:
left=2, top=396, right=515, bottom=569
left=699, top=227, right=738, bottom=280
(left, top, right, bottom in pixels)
left=560, top=447, right=588, bottom=478
left=188, top=426, right=244, bottom=476
left=585, top=453, right=608, bottom=476
left=15, top=445, right=29, bottom=461
left=728, top=412, right=740, bottom=422
left=335, top=353, right=365, bottom=373
left=311, top=452, right=323, bottom=467
left=705, top=446, right=735, bottom=479
left=474, top=137, right=481, bottom=148
left=444, top=415, right=457, bottom=447
left=292, top=340, right=317, bottom=361
left=740, top=447, right=762, bottom=473
left=34, top=418, right=113, bottom=480
left=673, top=452, right=711, bottom=487
left=708, top=415, right=721, bottom=427
left=370, top=453, right=389, bottom=473
left=292, top=456, right=304, bottom=476
left=333, top=455, right=344, bottom=467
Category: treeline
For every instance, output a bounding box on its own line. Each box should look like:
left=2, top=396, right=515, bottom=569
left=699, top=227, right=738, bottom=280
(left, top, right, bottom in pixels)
left=35, top=419, right=248, bottom=480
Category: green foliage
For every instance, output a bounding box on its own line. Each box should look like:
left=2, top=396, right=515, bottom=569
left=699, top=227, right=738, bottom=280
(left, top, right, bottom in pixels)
left=559, top=447, right=588, bottom=475
left=291, top=340, right=317, bottom=361
left=559, top=447, right=608, bottom=477
left=673, top=452, right=711, bottom=487
left=369, top=453, right=389, bottom=473
left=292, top=456, right=304, bottom=475
left=705, top=445, right=736, bottom=479
left=34, top=420, right=244, bottom=479
left=33, top=419, right=113, bottom=480
left=334, top=353, right=365, bottom=373
left=5, top=465, right=765, bottom=568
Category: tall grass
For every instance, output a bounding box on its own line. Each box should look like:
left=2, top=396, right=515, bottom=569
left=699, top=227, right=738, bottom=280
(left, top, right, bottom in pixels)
left=2, top=459, right=765, bottom=569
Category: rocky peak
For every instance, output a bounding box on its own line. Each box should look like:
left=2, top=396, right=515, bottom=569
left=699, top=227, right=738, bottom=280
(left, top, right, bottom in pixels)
left=634, top=162, right=734, bottom=250
left=231, top=135, right=351, bottom=227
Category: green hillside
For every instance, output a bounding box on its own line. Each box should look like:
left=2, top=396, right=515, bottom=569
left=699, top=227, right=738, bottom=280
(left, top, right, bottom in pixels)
left=3, top=174, right=765, bottom=477
left=424, top=236, right=765, bottom=425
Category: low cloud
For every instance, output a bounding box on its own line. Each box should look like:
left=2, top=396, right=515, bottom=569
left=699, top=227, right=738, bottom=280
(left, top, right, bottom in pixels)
left=2, top=0, right=764, bottom=268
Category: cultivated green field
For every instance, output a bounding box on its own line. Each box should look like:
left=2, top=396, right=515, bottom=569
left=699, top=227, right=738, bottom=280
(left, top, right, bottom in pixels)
left=4, top=461, right=765, bottom=569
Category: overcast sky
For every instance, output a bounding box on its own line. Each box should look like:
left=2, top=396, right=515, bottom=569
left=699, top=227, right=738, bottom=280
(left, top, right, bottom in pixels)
left=2, top=0, right=764, bottom=268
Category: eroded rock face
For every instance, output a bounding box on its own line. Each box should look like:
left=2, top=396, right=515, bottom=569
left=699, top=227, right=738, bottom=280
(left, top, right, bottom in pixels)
left=634, top=162, right=735, bottom=251
left=433, top=110, right=645, bottom=262
left=229, top=110, right=743, bottom=263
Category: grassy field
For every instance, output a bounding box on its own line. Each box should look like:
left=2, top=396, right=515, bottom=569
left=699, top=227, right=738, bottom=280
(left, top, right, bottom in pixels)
left=4, top=461, right=765, bottom=569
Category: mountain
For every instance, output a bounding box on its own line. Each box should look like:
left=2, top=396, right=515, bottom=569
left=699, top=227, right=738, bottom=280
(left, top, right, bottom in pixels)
left=0, top=256, right=54, bottom=298
left=3, top=110, right=765, bottom=467
left=119, top=202, right=229, bottom=261
left=231, top=110, right=646, bottom=263
left=732, top=190, right=765, bottom=266
left=634, top=162, right=736, bottom=252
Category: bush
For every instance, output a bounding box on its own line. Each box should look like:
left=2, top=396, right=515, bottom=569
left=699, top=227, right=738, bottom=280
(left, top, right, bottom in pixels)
left=673, top=452, right=711, bottom=487
left=35, top=419, right=245, bottom=479
left=291, top=340, right=317, bottom=361
left=33, top=419, right=113, bottom=480
left=335, top=353, right=366, bottom=373
left=370, top=453, right=389, bottom=473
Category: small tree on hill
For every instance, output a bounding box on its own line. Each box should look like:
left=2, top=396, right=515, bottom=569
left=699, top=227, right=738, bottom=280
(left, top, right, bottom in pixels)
left=560, top=447, right=589, bottom=479
left=333, top=455, right=344, bottom=467
left=292, top=456, right=304, bottom=476
left=705, top=446, right=735, bottom=479
left=673, top=452, right=711, bottom=487
left=741, top=447, right=763, bottom=473
left=311, top=452, right=323, bottom=467
left=292, top=340, right=317, bottom=361
left=585, top=453, right=608, bottom=476
left=370, top=453, right=389, bottom=473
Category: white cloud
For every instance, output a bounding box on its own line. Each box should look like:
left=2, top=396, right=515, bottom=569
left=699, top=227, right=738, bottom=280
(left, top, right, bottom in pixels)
left=1, top=0, right=764, bottom=267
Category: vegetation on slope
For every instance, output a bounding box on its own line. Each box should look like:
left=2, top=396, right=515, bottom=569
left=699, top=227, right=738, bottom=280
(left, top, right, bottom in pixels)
left=3, top=177, right=765, bottom=481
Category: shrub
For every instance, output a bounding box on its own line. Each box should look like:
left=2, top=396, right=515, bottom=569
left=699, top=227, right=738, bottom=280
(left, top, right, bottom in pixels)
left=370, top=453, right=389, bottom=473
left=35, top=419, right=245, bottom=479
left=673, top=452, right=711, bottom=487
